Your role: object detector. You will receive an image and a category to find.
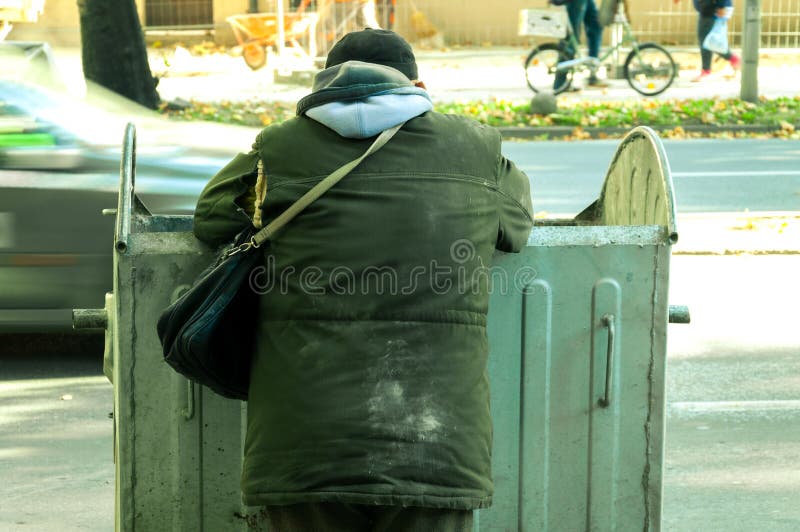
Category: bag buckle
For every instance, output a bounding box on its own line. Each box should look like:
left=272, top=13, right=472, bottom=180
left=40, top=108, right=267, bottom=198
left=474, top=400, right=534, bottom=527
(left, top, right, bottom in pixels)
left=225, top=236, right=260, bottom=258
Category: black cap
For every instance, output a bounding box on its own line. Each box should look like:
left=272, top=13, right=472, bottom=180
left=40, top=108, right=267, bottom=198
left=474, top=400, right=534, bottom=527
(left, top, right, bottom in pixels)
left=325, top=28, right=418, bottom=80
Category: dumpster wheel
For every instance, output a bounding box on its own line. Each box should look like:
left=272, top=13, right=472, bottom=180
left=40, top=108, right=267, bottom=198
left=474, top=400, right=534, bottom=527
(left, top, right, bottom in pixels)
left=243, top=42, right=267, bottom=70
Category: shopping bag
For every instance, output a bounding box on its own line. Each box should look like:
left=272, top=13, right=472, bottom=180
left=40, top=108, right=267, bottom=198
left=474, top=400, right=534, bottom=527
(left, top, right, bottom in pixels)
left=703, top=17, right=729, bottom=55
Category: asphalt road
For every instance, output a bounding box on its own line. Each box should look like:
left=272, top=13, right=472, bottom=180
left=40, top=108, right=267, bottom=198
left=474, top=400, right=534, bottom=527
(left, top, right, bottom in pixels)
left=663, top=255, right=800, bottom=531
left=503, top=138, right=800, bottom=216
left=1, top=255, right=798, bottom=531
left=0, top=335, right=112, bottom=532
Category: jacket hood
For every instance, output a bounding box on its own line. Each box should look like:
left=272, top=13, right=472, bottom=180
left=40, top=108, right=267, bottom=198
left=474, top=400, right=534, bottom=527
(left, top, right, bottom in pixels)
left=297, top=61, right=433, bottom=139
left=305, top=92, right=432, bottom=139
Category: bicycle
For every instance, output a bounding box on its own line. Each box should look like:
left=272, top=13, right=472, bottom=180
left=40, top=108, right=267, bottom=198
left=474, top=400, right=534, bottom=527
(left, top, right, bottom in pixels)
left=520, top=2, right=677, bottom=96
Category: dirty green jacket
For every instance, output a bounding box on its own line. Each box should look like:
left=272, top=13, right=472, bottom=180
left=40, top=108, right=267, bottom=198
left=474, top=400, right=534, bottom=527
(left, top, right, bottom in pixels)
left=194, top=62, right=533, bottom=510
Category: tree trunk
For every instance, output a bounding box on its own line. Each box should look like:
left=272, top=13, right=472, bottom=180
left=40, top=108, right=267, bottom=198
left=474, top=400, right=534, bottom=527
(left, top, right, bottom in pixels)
left=78, top=0, right=160, bottom=109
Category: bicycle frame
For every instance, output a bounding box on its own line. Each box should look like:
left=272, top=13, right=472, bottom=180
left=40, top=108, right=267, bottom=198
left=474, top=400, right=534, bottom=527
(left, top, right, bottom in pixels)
left=524, top=3, right=677, bottom=96
left=554, top=10, right=640, bottom=74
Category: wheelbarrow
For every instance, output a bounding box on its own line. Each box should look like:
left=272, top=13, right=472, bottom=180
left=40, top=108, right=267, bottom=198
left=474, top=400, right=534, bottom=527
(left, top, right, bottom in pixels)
left=0, top=0, right=46, bottom=40
left=227, top=2, right=318, bottom=71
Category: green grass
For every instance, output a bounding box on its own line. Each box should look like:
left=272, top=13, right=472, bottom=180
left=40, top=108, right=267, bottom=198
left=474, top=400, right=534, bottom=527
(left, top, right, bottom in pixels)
left=159, top=96, right=800, bottom=138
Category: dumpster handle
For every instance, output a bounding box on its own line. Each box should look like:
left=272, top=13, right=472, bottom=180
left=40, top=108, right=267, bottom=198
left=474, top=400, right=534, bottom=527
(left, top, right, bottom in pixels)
left=598, top=313, right=616, bottom=408
left=115, top=123, right=136, bottom=254
left=668, top=305, right=691, bottom=324
left=183, top=381, right=195, bottom=420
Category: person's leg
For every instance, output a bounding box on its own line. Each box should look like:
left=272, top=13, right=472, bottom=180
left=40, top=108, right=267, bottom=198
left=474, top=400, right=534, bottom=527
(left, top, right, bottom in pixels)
left=584, top=0, right=608, bottom=85
left=697, top=14, right=714, bottom=71
left=584, top=0, right=602, bottom=59
left=565, top=0, right=588, bottom=56
left=262, top=502, right=371, bottom=532
left=718, top=7, right=740, bottom=69
left=696, top=13, right=738, bottom=79
left=372, top=506, right=474, bottom=532
left=555, top=0, right=589, bottom=89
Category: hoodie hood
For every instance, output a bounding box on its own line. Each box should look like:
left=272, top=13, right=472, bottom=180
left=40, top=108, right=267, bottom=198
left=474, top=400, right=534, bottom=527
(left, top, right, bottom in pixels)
left=305, top=92, right=432, bottom=139
left=297, top=61, right=433, bottom=139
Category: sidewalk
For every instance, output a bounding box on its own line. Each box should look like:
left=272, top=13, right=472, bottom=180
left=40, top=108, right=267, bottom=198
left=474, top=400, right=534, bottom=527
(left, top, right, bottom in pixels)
left=411, top=47, right=800, bottom=103
left=46, top=44, right=800, bottom=104
left=673, top=212, right=800, bottom=255
left=38, top=43, right=799, bottom=257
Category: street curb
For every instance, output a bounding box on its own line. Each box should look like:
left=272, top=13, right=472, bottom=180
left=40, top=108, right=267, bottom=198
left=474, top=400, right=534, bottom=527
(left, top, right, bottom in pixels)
left=671, top=212, right=800, bottom=256
left=497, top=123, right=794, bottom=139
left=533, top=212, right=800, bottom=256
left=673, top=249, right=800, bottom=255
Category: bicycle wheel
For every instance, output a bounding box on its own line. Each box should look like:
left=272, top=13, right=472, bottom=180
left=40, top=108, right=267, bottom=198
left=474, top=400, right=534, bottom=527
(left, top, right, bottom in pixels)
left=524, top=43, right=573, bottom=95
left=624, top=43, right=677, bottom=97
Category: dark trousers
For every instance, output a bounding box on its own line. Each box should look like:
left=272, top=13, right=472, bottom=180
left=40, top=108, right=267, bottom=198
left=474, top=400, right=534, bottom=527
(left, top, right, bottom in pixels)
left=555, top=0, right=603, bottom=88
left=698, top=15, right=732, bottom=70
left=566, top=0, right=602, bottom=58
left=261, top=503, right=474, bottom=532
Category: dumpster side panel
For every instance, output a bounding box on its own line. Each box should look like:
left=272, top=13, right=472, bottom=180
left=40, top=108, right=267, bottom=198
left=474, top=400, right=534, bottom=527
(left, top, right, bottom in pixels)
left=482, top=275, right=522, bottom=531
left=112, top=261, right=135, bottom=532
left=521, top=279, right=554, bottom=532
left=114, top=232, right=248, bottom=531
left=479, top=238, right=667, bottom=531
left=201, top=389, right=249, bottom=531
left=645, top=243, right=670, bottom=530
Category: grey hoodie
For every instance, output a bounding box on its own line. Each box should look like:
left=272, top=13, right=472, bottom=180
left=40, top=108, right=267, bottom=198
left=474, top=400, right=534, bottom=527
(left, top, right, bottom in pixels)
left=297, top=61, right=433, bottom=139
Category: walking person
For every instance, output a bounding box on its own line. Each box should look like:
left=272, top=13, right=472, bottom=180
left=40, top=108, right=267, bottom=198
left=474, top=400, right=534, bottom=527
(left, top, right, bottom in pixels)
left=675, top=0, right=740, bottom=81
left=193, top=28, right=533, bottom=531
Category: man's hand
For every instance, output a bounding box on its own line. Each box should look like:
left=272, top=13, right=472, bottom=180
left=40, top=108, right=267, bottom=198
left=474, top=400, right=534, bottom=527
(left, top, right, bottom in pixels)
left=715, top=7, right=727, bottom=16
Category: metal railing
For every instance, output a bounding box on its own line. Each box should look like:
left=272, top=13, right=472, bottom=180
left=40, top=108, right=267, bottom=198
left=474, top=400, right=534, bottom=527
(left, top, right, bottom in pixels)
left=633, top=0, right=800, bottom=49
left=304, top=0, right=397, bottom=56
left=145, top=0, right=213, bottom=28
left=386, top=0, right=800, bottom=49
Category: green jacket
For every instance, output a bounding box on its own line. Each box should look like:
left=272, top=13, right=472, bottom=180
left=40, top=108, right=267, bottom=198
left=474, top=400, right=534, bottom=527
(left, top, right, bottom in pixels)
left=194, top=61, right=533, bottom=510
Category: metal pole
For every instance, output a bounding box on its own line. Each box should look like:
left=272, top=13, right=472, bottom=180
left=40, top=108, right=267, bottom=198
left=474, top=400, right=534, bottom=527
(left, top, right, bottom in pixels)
left=609, top=1, right=626, bottom=79
left=740, top=0, right=761, bottom=102
left=277, top=0, right=286, bottom=58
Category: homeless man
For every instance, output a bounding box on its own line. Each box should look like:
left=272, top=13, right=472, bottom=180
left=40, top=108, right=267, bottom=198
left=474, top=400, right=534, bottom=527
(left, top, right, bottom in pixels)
left=193, top=28, right=533, bottom=532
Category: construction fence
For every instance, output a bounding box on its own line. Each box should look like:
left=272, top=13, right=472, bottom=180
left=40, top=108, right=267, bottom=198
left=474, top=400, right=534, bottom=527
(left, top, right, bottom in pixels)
left=133, top=0, right=800, bottom=52
left=5, top=0, right=799, bottom=50
left=388, top=0, right=800, bottom=50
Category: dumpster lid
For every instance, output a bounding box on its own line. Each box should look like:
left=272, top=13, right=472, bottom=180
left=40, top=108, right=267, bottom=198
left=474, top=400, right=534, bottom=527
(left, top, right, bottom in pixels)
left=576, top=126, right=678, bottom=244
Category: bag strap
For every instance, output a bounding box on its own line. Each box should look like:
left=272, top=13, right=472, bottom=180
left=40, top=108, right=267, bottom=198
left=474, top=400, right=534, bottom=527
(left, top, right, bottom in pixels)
left=250, top=122, right=404, bottom=247
left=252, top=159, right=266, bottom=229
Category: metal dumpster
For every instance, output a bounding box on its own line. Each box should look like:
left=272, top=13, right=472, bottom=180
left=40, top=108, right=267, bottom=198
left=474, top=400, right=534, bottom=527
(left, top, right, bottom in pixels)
left=479, top=127, right=684, bottom=531
left=78, top=123, right=685, bottom=531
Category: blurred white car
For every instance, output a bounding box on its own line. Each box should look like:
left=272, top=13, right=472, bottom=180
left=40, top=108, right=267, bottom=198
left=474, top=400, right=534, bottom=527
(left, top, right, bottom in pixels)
left=0, top=78, right=257, bottom=331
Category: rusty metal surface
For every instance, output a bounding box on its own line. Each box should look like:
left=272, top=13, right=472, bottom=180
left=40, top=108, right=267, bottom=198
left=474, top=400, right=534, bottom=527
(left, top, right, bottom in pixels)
left=71, top=308, right=107, bottom=329
left=596, top=126, right=678, bottom=244
left=528, top=224, right=669, bottom=247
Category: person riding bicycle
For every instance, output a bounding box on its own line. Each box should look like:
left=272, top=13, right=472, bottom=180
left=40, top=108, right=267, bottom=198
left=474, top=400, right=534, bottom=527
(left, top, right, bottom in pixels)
left=526, top=0, right=675, bottom=96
